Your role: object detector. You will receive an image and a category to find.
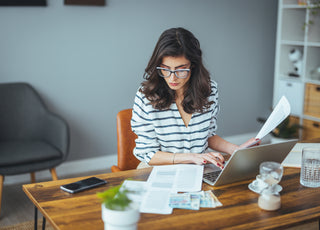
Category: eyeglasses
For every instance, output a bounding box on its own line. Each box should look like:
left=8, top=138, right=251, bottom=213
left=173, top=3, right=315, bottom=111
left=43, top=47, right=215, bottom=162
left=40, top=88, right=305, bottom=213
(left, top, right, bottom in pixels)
left=156, top=67, right=190, bottom=79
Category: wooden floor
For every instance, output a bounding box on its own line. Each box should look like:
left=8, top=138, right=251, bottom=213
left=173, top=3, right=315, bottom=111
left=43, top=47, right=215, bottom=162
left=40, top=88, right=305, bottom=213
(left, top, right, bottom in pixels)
left=0, top=169, right=109, bottom=227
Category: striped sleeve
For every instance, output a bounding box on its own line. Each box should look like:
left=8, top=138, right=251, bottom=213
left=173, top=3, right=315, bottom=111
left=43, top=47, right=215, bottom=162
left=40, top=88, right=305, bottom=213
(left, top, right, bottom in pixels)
left=208, top=80, right=219, bottom=137
left=131, top=90, right=160, bottom=164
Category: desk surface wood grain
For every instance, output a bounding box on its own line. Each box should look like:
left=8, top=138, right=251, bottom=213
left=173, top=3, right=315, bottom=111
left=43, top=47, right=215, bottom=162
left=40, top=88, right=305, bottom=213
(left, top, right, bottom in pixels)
left=23, top=165, right=320, bottom=230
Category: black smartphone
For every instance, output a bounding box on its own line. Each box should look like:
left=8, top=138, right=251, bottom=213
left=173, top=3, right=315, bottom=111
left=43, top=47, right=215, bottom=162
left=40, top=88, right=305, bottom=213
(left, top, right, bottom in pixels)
left=60, top=177, right=107, bottom=193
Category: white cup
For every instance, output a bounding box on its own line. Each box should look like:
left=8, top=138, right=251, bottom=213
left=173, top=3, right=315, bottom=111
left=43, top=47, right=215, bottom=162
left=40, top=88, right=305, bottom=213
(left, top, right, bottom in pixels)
left=300, top=148, right=320, bottom=188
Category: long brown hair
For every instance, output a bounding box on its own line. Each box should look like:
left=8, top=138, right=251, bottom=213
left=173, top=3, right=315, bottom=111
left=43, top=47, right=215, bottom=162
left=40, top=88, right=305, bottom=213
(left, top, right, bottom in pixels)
left=140, top=27, right=213, bottom=114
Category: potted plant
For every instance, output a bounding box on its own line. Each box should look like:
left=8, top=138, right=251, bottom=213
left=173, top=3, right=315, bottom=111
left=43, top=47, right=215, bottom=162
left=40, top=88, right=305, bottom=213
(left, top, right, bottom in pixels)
left=303, top=0, right=320, bottom=30
left=257, top=116, right=303, bottom=143
left=97, top=184, right=140, bottom=230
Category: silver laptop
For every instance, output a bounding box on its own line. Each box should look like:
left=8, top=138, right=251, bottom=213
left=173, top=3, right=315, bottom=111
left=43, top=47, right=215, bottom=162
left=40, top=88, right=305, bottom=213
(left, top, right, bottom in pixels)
left=203, top=140, right=298, bottom=186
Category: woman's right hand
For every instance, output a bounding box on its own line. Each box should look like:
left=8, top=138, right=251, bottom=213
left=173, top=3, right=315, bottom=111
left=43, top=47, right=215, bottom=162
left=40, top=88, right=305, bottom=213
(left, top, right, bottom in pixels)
left=239, top=138, right=261, bottom=149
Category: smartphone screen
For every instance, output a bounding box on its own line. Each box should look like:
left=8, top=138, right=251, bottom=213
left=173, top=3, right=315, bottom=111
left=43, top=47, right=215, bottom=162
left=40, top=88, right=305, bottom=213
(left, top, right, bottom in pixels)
left=60, top=177, right=107, bottom=193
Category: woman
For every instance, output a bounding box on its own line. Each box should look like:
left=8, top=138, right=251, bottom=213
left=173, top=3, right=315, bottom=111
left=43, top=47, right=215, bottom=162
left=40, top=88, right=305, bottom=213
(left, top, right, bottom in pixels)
left=131, top=27, right=257, bottom=169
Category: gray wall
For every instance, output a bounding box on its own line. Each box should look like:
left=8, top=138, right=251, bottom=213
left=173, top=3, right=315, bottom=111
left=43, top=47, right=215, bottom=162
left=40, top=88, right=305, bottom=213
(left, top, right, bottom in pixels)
left=0, top=0, right=277, bottom=161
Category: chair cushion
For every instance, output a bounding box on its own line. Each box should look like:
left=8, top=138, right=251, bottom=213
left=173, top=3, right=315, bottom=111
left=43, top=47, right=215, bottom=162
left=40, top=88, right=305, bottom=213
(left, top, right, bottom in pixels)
left=0, top=141, right=62, bottom=167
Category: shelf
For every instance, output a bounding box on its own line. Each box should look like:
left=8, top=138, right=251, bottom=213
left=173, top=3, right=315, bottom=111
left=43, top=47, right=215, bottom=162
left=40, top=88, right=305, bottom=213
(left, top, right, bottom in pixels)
left=283, top=0, right=308, bottom=7
left=306, top=79, right=320, bottom=85
left=281, top=40, right=305, bottom=46
left=282, top=0, right=319, bottom=8
left=278, top=74, right=303, bottom=82
left=281, top=41, right=320, bottom=47
left=306, top=42, right=320, bottom=47
left=276, top=0, right=320, bottom=140
left=303, top=115, right=320, bottom=122
left=282, top=5, right=308, bottom=9
left=277, top=75, right=320, bottom=85
left=281, top=40, right=320, bottom=47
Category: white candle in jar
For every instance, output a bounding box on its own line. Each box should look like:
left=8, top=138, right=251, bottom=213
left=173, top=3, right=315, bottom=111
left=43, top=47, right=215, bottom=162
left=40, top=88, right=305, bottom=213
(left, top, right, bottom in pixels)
left=258, top=192, right=281, bottom=211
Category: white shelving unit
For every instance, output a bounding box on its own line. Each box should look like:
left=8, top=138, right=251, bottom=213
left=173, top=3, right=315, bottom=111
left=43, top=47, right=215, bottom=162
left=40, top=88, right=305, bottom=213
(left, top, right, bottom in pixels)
left=273, top=0, right=320, bottom=140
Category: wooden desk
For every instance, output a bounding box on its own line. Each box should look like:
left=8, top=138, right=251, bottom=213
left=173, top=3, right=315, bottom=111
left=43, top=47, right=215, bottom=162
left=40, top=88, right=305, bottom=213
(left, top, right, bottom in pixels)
left=23, top=166, right=320, bottom=230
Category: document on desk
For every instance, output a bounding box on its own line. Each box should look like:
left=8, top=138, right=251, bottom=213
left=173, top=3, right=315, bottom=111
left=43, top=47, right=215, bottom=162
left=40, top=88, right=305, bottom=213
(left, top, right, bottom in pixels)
left=121, top=180, right=148, bottom=204
left=255, top=96, right=291, bottom=140
left=120, top=179, right=173, bottom=214
left=140, top=187, right=174, bottom=214
left=282, top=143, right=320, bottom=167
left=139, top=164, right=204, bottom=214
left=147, top=164, right=204, bottom=192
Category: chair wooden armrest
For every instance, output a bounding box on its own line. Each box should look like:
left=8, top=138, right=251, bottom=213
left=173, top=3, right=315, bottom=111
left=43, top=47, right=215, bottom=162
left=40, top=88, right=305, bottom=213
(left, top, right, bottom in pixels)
left=111, top=165, right=121, bottom=172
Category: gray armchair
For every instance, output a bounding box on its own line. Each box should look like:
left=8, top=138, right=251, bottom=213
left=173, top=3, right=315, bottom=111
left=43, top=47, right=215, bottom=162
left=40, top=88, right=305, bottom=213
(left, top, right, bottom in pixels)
left=0, top=82, right=70, bottom=216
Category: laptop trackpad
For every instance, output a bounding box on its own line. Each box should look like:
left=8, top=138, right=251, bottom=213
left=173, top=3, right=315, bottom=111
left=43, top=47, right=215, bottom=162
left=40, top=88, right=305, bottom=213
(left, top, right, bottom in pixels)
left=204, top=164, right=221, bottom=173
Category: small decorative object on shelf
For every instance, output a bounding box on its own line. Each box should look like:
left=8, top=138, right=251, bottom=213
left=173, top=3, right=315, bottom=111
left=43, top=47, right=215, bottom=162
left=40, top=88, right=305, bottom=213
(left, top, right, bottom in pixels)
left=298, top=0, right=307, bottom=5
left=288, top=48, right=303, bottom=78
left=97, top=184, right=140, bottom=230
left=310, top=66, right=320, bottom=80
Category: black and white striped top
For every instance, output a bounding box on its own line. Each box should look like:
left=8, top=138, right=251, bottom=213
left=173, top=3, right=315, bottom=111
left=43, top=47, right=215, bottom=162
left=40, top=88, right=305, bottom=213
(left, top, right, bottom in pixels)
left=131, top=80, right=219, bottom=164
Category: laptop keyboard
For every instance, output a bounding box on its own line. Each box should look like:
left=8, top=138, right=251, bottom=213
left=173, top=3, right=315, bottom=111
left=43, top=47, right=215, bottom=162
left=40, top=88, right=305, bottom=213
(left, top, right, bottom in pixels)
left=203, top=171, right=221, bottom=186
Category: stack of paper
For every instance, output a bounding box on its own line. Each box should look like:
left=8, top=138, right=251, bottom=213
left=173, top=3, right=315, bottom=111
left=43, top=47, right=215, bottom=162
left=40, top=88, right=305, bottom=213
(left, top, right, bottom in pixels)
left=121, top=164, right=204, bottom=214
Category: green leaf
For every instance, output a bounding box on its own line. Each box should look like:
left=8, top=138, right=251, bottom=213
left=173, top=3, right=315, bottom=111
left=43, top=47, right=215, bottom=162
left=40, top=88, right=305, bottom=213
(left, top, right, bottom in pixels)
left=97, top=184, right=132, bottom=211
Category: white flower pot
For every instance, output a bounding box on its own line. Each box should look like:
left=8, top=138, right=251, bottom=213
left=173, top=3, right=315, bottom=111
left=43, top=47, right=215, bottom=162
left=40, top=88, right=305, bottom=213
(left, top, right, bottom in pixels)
left=101, top=204, right=140, bottom=230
